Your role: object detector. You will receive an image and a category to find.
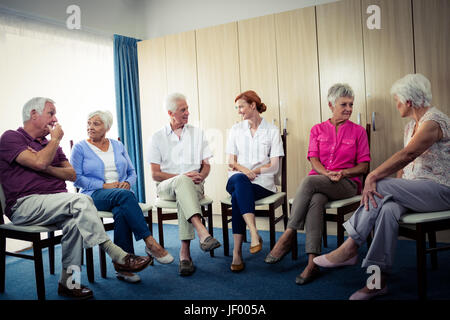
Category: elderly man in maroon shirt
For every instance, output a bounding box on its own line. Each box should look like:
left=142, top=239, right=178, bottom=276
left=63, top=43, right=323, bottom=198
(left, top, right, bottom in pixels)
left=0, top=97, right=151, bottom=299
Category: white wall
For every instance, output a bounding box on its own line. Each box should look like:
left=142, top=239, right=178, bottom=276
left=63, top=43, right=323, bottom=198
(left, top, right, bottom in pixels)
left=141, top=0, right=339, bottom=39
left=0, top=0, right=147, bottom=38
left=0, top=0, right=340, bottom=39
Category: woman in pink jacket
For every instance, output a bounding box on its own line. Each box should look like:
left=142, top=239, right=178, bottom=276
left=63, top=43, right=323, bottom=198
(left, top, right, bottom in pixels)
left=265, top=83, right=370, bottom=286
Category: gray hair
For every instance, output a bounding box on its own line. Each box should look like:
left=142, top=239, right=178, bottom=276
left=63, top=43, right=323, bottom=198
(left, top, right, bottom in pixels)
left=87, top=110, right=113, bottom=130
left=22, top=97, right=55, bottom=123
left=327, top=83, right=355, bottom=106
left=390, top=73, right=432, bottom=108
left=164, top=92, right=186, bottom=113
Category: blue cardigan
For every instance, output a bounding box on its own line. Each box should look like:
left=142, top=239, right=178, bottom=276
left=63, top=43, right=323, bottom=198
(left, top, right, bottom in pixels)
left=70, top=139, right=137, bottom=196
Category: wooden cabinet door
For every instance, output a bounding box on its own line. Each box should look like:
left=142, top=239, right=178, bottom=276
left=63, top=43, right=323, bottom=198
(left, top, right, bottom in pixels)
left=238, top=15, right=280, bottom=129
left=165, top=31, right=200, bottom=127
left=316, top=0, right=367, bottom=126
left=196, top=22, right=241, bottom=211
left=275, top=7, right=322, bottom=199
left=413, top=0, right=450, bottom=116
left=362, top=0, right=415, bottom=170
left=137, top=37, right=168, bottom=203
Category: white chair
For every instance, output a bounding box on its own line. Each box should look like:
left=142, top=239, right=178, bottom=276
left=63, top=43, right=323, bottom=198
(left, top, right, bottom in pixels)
left=155, top=196, right=216, bottom=257
left=398, top=210, right=450, bottom=300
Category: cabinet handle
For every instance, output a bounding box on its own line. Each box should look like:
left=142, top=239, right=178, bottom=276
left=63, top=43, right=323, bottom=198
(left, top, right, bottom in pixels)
left=372, top=112, right=376, bottom=131
left=357, top=113, right=361, bottom=125
left=284, top=118, right=287, bottom=131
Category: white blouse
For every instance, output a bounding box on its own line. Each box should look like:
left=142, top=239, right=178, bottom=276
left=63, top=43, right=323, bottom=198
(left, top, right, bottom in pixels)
left=87, top=140, right=119, bottom=183
left=402, top=107, right=450, bottom=187
left=226, top=118, right=284, bottom=192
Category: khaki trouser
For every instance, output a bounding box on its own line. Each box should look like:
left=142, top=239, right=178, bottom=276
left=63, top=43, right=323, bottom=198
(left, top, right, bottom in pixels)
left=288, top=175, right=358, bottom=254
left=10, top=192, right=110, bottom=269
left=156, top=175, right=205, bottom=241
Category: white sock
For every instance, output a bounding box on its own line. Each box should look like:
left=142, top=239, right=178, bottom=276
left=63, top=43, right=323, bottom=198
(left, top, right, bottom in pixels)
left=100, top=240, right=128, bottom=264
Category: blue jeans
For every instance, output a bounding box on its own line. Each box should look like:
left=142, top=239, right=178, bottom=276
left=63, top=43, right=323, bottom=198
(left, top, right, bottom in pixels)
left=91, top=188, right=151, bottom=253
left=226, top=173, right=274, bottom=235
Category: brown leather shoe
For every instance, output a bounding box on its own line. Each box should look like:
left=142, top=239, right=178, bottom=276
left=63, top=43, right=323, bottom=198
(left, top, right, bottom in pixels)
left=113, top=254, right=152, bottom=273
left=57, top=283, right=93, bottom=300
left=230, top=262, right=245, bottom=273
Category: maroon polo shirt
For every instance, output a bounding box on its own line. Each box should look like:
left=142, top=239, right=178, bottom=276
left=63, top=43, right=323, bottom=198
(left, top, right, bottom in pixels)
left=0, top=128, right=68, bottom=218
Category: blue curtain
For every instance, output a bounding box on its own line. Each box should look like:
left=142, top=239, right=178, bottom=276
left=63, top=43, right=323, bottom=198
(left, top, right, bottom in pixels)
left=113, top=34, right=145, bottom=202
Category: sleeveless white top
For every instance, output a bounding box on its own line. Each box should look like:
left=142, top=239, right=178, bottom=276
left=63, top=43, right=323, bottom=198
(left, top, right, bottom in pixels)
left=402, top=107, right=450, bottom=187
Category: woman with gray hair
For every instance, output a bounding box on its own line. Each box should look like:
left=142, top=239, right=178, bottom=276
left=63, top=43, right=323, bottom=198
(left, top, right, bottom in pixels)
left=314, top=73, right=450, bottom=300
left=71, top=110, right=174, bottom=283
left=265, top=84, right=370, bottom=285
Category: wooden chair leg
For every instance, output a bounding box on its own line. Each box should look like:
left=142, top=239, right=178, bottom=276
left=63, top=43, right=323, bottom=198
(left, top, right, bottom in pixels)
left=289, top=202, right=297, bottom=260
left=33, top=242, right=45, bottom=300
left=99, top=246, right=107, bottom=279
left=336, top=213, right=345, bottom=247
left=428, top=231, right=438, bottom=270
left=282, top=200, right=288, bottom=229
left=157, top=207, right=165, bottom=248
left=48, top=232, right=55, bottom=275
left=416, top=225, right=427, bottom=300
left=269, top=205, right=276, bottom=250
left=206, top=204, right=214, bottom=257
left=85, top=248, right=95, bottom=282
left=0, top=232, right=5, bottom=293
left=221, top=203, right=230, bottom=257
left=147, top=209, right=153, bottom=235
left=322, top=214, right=328, bottom=248
left=292, top=230, right=298, bottom=260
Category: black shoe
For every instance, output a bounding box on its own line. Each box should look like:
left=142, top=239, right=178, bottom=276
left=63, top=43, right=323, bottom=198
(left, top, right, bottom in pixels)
left=179, top=259, right=196, bottom=276
left=295, top=268, right=320, bottom=285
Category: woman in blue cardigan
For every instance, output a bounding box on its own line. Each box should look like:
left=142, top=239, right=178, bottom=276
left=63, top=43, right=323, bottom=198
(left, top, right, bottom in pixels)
left=71, top=110, right=174, bottom=283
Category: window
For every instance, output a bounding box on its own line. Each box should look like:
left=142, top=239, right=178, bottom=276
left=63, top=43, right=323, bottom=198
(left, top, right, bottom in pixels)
left=0, top=12, right=118, bottom=186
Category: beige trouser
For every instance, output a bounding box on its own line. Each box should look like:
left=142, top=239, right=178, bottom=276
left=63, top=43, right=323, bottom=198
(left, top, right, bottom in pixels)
left=156, top=175, right=205, bottom=241
left=10, top=192, right=110, bottom=269
left=288, top=175, right=358, bottom=254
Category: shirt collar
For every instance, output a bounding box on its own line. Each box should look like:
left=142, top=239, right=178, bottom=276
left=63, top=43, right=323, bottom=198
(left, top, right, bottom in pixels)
left=17, top=127, right=49, bottom=145
left=326, top=119, right=351, bottom=128
left=165, top=123, right=188, bottom=136
left=245, top=117, right=267, bottom=130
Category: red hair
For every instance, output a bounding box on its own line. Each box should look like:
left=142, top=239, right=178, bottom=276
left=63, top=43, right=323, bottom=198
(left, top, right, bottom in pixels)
left=235, top=90, right=267, bottom=113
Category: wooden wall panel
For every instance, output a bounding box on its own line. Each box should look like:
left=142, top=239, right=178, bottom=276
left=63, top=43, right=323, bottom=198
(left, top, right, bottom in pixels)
left=413, top=0, right=450, bottom=116
left=275, top=7, right=322, bottom=199
left=137, top=37, right=168, bottom=204
left=238, top=15, right=280, bottom=128
left=165, top=31, right=200, bottom=127
left=362, top=0, right=415, bottom=170
left=196, top=22, right=241, bottom=212
left=316, top=0, right=367, bottom=126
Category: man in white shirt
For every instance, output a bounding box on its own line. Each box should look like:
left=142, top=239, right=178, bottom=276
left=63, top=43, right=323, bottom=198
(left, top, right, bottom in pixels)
left=147, top=93, right=220, bottom=276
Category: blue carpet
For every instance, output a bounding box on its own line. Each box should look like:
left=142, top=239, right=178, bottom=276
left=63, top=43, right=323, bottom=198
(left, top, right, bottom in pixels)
left=1, top=224, right=449, bottom=300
